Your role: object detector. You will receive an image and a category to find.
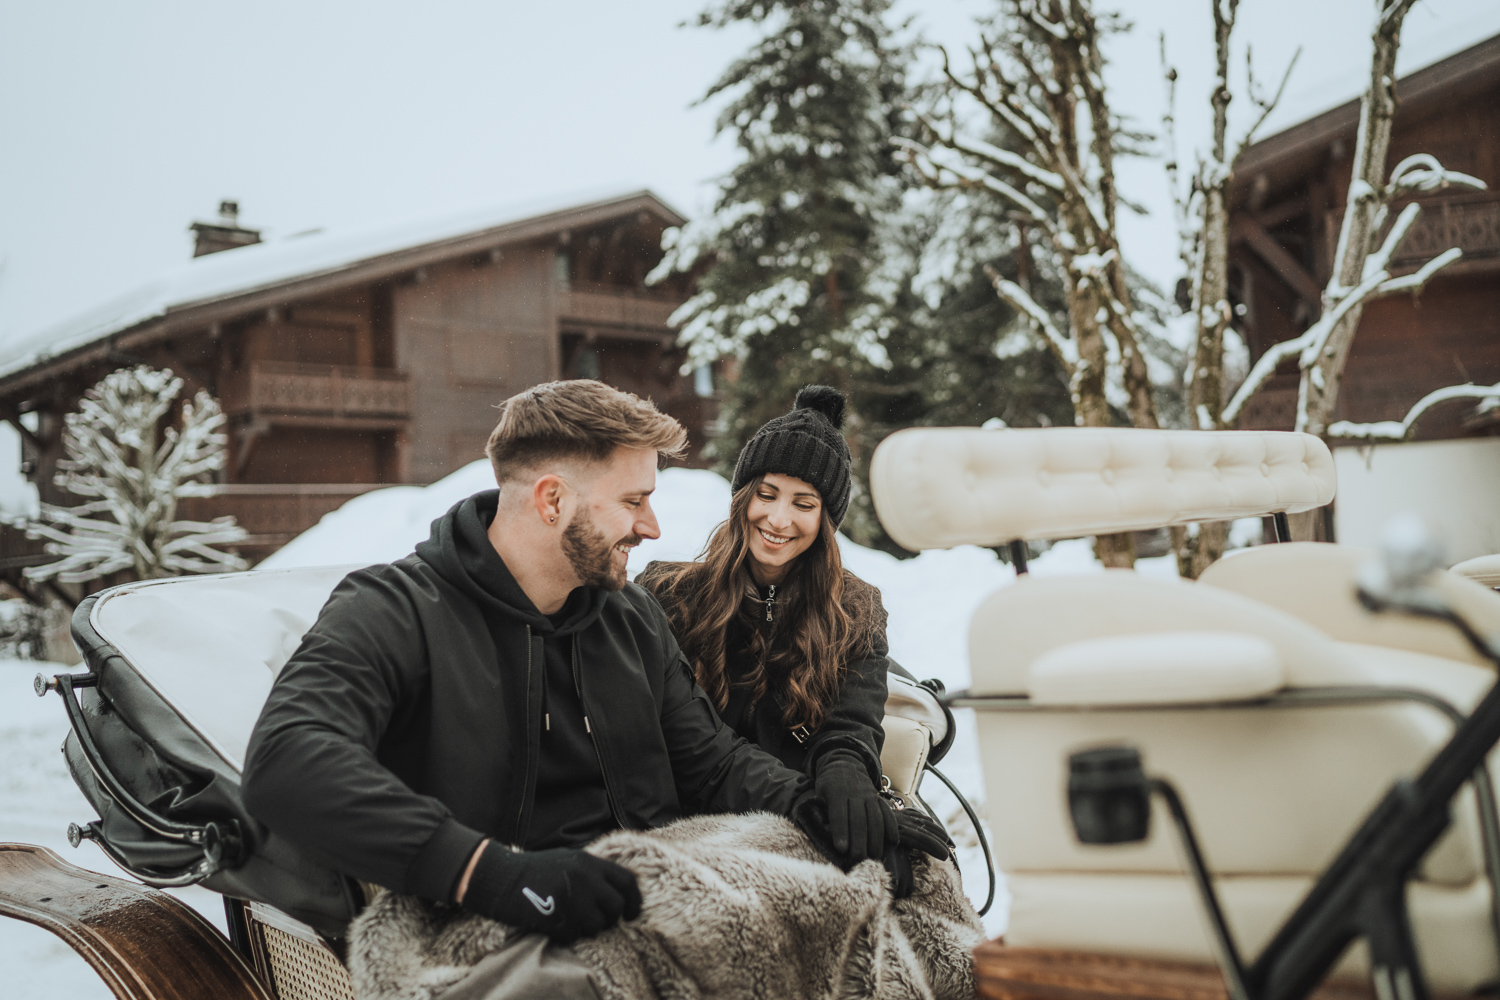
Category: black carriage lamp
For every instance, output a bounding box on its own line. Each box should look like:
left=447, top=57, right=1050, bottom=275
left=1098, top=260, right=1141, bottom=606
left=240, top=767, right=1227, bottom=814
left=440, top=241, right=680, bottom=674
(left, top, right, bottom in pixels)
left=1068, top=746, right=1252, bottom=1000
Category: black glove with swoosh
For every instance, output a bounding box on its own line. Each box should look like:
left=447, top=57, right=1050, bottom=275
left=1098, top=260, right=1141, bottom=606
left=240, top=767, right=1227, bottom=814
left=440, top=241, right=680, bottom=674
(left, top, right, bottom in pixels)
left=461, top=843, right=642, bottom=944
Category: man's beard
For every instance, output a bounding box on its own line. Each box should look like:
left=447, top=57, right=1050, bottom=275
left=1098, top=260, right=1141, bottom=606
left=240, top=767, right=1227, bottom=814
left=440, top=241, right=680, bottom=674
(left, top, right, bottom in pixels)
left=562, top=514, right=636, bottom=591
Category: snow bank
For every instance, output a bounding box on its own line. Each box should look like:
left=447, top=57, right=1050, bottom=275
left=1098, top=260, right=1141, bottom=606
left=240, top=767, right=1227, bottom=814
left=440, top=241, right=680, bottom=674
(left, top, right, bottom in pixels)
left=1, top=658, right=226, bottom=999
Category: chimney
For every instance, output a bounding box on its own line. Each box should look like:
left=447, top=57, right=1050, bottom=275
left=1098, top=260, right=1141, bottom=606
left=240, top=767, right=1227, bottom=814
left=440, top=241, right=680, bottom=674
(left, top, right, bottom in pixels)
left=189, top=200, right=262, bottom=257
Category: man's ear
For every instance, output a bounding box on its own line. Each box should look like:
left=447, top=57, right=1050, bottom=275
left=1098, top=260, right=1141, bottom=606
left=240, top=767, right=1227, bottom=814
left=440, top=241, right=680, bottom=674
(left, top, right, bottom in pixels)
left=532, top=473, right=570, bottom=525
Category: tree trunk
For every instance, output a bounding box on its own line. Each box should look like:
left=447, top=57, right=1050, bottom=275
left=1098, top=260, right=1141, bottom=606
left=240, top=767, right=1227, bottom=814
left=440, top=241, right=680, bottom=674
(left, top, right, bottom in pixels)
left=1175, top=519, right=1229, bottom=578
left=1298, top=0, right=1415, bottom=436
left=1069, top=287, right=1113, bottom=429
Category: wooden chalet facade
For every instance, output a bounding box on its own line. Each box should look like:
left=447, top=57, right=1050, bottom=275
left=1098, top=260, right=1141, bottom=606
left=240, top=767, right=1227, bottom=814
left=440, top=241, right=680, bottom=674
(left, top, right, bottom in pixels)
left=1227, top=33, right=1500, bottom=439
left=0, top=191, right=713, bottom=585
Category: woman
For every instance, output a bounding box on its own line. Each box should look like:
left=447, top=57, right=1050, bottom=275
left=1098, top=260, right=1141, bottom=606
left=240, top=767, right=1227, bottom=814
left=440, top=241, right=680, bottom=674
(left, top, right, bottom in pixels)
left=638, top=385, right=899, bottom=867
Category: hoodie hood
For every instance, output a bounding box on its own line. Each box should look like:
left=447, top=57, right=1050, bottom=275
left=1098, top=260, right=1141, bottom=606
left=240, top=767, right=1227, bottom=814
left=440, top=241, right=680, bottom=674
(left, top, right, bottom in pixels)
left=415, top=490, right=607, bottom=637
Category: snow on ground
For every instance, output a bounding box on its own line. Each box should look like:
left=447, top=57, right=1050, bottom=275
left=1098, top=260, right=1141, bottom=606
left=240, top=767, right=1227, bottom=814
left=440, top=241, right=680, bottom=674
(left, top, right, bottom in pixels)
left=3, top=461, right=1182, bottom=993
left=0, top=658, right=227, bottom=1000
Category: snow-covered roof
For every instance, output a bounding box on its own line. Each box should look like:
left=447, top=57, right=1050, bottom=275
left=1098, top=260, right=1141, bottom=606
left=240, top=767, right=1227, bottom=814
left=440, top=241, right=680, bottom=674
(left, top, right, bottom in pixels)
left=0, top=188, right=685, bottom=386
left=1241, top=29, right=1500, bottom=176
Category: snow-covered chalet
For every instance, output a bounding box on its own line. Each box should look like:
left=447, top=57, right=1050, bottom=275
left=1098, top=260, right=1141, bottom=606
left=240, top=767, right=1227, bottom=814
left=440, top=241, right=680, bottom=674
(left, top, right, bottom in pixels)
left=0, top=191, right=711, bottom=588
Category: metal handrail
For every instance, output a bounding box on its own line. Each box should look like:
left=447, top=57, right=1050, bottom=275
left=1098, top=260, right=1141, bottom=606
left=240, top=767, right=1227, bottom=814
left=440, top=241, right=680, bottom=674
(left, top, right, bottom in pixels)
left=36, top=669, right=242, bottom=881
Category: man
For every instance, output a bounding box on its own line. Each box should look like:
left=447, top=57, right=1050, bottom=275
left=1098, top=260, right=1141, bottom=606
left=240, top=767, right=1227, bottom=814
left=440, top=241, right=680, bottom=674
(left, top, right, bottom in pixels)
left=242, top=380, right=942, bottom=999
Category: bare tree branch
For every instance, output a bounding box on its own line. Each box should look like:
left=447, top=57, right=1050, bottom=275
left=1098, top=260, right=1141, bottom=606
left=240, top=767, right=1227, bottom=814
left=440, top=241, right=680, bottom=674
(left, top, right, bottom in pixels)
left=1329, top=381, right=1500, bottom=441
left=1222, top=330, right=1311, bottom=425
left=1233, top=45, right=1301, bottom=161
left=984, top=263, right=1077, bottom=368
left=895, top=137, right=1057, bottom=229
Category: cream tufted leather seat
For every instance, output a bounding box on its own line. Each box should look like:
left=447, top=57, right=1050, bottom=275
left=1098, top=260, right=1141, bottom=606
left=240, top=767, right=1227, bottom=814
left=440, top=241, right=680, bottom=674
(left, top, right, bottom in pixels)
left=1199, top=542, right=1500, bottom=668
left=869, top=426, right=1500, bottom=991
left=1453, top=554, right=1500, bottom=590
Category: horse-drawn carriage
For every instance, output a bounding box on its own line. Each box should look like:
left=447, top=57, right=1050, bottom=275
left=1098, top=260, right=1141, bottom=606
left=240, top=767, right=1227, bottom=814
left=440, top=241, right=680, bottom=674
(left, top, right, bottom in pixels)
left=5, top=425, right=1500, bottom=1000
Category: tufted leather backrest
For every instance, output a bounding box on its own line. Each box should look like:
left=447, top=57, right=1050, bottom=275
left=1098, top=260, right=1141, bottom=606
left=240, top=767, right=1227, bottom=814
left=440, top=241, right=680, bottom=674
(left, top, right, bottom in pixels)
left=870, top=427, right=1336, bottom=551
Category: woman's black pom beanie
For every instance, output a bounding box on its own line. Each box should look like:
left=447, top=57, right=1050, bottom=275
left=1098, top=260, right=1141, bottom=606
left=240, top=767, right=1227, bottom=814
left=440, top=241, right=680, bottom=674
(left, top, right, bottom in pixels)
left=731, top=385, right=853, bottom=527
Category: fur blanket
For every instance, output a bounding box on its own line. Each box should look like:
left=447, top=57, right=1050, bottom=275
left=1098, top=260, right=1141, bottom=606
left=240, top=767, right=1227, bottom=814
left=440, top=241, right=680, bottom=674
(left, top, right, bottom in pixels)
left=348, top=812, right=983, bottom=1000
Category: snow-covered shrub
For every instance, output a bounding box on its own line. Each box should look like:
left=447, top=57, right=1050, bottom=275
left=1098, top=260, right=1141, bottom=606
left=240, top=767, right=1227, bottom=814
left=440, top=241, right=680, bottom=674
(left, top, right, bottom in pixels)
left=21, top=365, right=248, bottom=583
left=0, top=598, right=48, bottom=660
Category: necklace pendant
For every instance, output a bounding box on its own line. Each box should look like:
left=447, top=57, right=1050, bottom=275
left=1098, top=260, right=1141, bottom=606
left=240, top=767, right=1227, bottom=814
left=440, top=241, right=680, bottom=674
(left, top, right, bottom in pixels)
left=765, top=584, right=776, bottom=622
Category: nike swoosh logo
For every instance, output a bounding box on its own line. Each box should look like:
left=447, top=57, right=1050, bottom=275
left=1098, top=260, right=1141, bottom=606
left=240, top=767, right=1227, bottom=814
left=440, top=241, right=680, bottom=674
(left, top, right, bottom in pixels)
left=522, top=887, right=556, bottom=916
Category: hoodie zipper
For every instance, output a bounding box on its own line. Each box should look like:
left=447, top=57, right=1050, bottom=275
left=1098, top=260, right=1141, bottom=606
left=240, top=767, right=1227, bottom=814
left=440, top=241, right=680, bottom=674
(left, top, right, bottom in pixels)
left=514, top=625, right=539, bottom=840
left=573, top=638, right=629, bottom=829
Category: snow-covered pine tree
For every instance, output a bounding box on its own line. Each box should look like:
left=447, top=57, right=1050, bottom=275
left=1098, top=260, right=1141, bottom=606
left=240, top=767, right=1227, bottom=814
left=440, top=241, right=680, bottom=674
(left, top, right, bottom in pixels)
left=650, top=0, right=909, bottom=545
left=22, top=365, right=248, bottom=583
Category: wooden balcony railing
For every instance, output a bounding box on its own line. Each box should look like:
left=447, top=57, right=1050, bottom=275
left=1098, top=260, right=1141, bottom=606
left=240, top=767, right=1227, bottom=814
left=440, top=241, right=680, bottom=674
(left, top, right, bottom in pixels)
left=558, top=288, right=680, bottom=331
left=177, top=484, right=386, bottom=556
left=244, top=362, right=411, bottom=419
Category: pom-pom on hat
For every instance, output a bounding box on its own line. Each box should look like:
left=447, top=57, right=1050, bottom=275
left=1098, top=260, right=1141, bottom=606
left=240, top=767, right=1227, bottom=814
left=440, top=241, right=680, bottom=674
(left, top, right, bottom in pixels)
left=731, top=385, right=853, bottom=526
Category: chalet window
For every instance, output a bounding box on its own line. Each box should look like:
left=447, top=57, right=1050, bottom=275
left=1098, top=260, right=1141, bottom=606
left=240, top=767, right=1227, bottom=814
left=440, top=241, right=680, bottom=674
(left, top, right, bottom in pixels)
left=693, top=364, right=714, bottom=398
left=573, top=347, right=601, bottom=381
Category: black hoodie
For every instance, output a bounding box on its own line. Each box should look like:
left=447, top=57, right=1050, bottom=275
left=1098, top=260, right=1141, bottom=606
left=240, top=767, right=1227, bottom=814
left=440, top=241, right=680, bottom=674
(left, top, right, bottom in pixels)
left=242, top=491, right=812, bottom=904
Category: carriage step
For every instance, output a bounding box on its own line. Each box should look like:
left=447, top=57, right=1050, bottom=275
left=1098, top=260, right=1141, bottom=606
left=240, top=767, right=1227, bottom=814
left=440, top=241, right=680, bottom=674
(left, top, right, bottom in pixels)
left=0, top=842, right=271, bottom=1000
left=973, top=942, right=1390, bottom=1000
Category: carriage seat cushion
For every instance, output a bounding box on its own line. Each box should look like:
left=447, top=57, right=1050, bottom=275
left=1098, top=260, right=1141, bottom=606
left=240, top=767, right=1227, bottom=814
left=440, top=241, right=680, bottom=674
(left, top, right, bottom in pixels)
left=91, top=565, right=949, bottom=792
left=1199, top=543, right=1500, bottom=668
left=968, top=573, right=1361, bottom=696
left=1028, top=632, right=1282, bottom=706
left=1449, top=553, right=1500, bottom=590
left=880, top=715, right=932, bottom=798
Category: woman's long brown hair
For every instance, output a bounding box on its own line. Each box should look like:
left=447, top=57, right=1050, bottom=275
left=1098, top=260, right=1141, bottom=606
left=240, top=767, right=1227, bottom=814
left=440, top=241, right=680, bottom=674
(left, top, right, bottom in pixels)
left=653, top=475, right=873, bottom=733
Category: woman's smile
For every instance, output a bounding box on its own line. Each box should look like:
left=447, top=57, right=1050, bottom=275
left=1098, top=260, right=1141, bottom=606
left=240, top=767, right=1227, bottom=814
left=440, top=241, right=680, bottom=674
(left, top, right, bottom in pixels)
left=746, top=473, right=822, bottom=584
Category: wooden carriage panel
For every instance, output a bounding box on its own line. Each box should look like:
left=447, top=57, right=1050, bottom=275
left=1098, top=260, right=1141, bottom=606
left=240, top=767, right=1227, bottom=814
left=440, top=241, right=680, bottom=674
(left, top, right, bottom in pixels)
left=972, top=944, right=1381, bottom=1000
left=0, top=843, right=271, bottom=1000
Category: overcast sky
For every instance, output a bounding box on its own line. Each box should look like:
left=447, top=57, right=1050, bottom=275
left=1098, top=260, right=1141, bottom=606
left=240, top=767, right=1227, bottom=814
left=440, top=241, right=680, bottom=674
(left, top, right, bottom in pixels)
left=2, top=0, right=1498, bottom=348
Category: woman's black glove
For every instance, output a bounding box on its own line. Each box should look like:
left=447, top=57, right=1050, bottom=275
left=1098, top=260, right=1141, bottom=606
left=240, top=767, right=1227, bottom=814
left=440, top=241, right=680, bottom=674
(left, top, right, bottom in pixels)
left=882, top=808, right=956, bottom=898
left=814, top=752, right=898, bottom=864
left=461, top=843, right=642, bottom=944
left=894, top=806, right=954, bottom=861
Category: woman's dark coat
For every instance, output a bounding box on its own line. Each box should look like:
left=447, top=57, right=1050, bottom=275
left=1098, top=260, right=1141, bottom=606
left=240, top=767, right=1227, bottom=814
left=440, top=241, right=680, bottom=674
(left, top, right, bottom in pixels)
left=636, top=561, right=890, bottom=785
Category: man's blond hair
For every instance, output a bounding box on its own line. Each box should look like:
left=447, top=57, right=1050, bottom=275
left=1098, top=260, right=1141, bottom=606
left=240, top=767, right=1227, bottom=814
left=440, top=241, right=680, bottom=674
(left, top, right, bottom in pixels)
left=486, top=379, right=688, bottom=485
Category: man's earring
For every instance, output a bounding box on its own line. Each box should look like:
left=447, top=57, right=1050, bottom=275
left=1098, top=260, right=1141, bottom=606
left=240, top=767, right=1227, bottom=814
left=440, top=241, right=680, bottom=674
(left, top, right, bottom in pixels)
left=550, top=516, right=556, bottom=524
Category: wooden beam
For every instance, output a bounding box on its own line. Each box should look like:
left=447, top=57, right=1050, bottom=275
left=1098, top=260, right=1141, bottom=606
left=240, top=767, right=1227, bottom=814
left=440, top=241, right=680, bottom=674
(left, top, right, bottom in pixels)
left=1231, top=216, right=1323, bottom=316
left=1254, top=194, right=1309, bottom=229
